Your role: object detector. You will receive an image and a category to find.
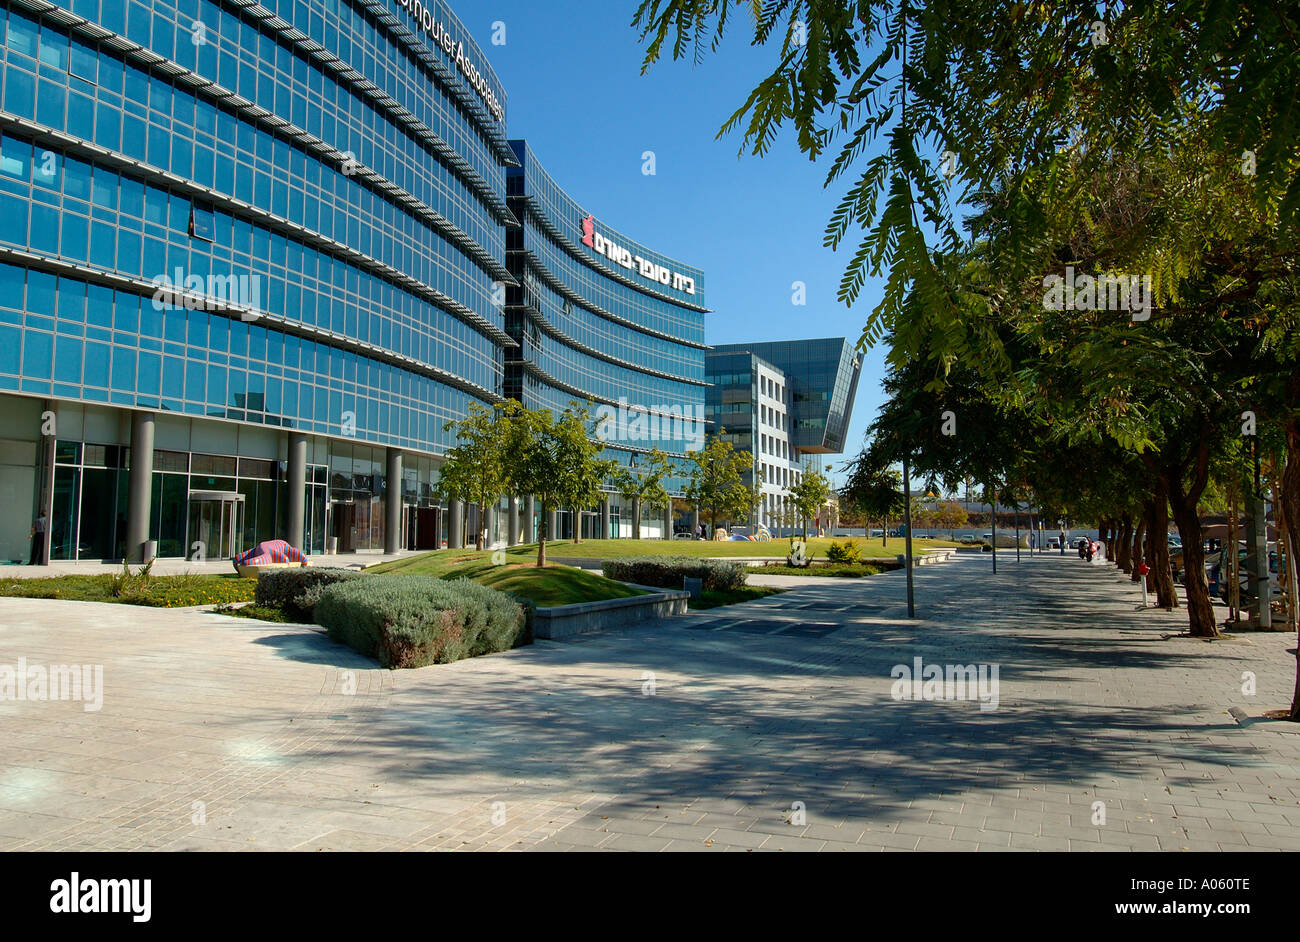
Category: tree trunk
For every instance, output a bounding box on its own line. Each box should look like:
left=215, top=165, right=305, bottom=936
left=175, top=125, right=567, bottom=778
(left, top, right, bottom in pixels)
left=1145, top=491, right=1177, bottom=609
left=632, top=497, right=641, bottom=540
left=1169, top=485, right=1217, bottom=638
left=1131, top=516, right=1147, bottom=582
left=536, top=502, right=548, bottom=568
left=1116, top=513, right=1133, bottom=573
left=476, top=501, right=486, bottom=552
left=572, top=506, right=582, bottom=544
left=1283, top=408, right=1300, bottom=720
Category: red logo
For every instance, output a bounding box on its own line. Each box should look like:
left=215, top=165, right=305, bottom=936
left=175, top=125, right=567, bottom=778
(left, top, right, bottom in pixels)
left=581, top=214, right=595, bottom=247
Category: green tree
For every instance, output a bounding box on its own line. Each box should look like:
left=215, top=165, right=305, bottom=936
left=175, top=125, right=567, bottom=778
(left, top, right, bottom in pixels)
left=840, top=454, right=904, bottom=547
left=937, top=499, right=968, bottom=538
left=433, top=402, right=512, bottom=552
left=688, top=432, right=758, bottom=532
left=633, top=2, right=1300, bottom=367
left=503, top=402, right=614, bottom=567
left=788, top=469, right=831, bottom=540
left=611, top=449, right=673, bottom=540
left=554, top=405, right=618, bottom=546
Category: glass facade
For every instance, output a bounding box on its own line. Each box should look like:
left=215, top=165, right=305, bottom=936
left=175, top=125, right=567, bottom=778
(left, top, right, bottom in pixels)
left=505, top=140, right=708, bottom=500
left=0, top=0, right=523, bottom=561
left=0, top=1, right=714, bottom=563
left=710, top=338, right=862, bottom=454
left=706, top=339, right=862, bottom=534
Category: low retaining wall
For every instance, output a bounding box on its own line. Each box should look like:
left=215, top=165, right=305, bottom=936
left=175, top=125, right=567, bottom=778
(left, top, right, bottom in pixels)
left=533, top=584, right=689, bottom=640
left=896, top=550, right=958, bottom=566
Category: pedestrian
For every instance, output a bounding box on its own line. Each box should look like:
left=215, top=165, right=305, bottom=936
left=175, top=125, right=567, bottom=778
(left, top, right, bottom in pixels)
left=29, top=510, right=47, bottom=566
left=1059, top=529, right=1066, bottom=555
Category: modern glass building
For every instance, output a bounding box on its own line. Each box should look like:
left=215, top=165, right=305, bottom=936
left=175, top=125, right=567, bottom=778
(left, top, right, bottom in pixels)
left=706, top=338, right=862, bottom=533
left=0, top=0, right=521, bottom=563
left=505, top=140, right=708, bottom=540
left=0, top=0, right=716, bottom=566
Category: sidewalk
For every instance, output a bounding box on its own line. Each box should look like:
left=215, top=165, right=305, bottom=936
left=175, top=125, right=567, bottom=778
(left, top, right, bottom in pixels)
left=0, top=552, right=1296, bottom=851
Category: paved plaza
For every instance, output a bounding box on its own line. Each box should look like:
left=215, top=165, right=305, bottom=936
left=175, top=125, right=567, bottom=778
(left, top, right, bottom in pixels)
left=0, top=552, right=1297, bottom=851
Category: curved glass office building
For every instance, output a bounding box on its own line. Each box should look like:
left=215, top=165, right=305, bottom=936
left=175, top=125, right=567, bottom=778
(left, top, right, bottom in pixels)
left=505, top=140, right=708, bottom=540
left=0, top=0, right=521, bottom=562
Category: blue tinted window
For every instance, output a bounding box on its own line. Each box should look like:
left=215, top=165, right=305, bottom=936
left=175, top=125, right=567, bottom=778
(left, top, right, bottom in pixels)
left=83, top=341, right=109, bottom=386
left=29, top=202, right=59, bottom=253
left=0, top=137, right=28, bottom=179
left=22, top=330, right=51, bottom=378
left=190, top=204, right=215, bottom=241
left=57, top=280, right=86, bottom=320
left=6, top=14, right=37, bottom=58
left=37, top=26, right=67, bottom=70
left=91, top=166, right=116, bottom=209
left=54, top=335, right=82, bottom=383
left=70, top=41, right=97, bottom=83
left=3, top=70, right=35, bottom=119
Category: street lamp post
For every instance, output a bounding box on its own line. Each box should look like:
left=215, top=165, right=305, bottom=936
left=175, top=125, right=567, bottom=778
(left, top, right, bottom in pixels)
left=1015, top=499, right=1021, bottom=563
left=991, top=489, right=997, bottom=574
left=903, top=456, right=915, bottom=619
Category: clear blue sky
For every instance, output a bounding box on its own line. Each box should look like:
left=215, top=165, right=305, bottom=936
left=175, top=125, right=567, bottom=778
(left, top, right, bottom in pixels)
left=463, top=0, right=890, bottom=484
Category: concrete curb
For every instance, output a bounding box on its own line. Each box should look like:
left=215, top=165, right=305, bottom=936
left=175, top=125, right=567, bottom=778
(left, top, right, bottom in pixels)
left=532, top=583, right=689, bottom=640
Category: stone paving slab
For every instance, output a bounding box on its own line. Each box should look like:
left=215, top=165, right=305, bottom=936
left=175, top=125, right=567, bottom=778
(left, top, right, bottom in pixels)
left=0, top=553, right=1297, bottom=851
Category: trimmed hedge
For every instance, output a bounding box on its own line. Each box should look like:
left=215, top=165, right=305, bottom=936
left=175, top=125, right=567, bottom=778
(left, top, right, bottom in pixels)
left=600, top=556, right=748, bottom=592
left=255, top=567, right=364, bottom=621
left=314, top=575, right=528, bottom=669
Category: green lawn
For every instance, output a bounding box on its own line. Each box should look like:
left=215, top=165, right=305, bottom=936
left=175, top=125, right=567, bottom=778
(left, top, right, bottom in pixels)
left=689, top=586, right=786, bottom=609
left=751, top=563, right=884, bottom=578
left=0, top=571, right=257, bottom=607
left=529, top=537, right=957, bottom=560
left=366, top=549, right=645, bottom=608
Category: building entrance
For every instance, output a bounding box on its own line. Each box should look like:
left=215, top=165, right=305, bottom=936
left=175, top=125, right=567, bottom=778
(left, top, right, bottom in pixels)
left=187, top=491, right=245, bottom=561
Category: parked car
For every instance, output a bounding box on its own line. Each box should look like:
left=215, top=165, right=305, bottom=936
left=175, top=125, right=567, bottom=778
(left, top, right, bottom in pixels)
left=1208, top=541, right=1281, bottom=603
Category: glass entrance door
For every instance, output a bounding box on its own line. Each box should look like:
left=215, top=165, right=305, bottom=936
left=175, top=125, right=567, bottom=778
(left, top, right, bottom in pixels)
left=187, top=491, right=246, bottom=560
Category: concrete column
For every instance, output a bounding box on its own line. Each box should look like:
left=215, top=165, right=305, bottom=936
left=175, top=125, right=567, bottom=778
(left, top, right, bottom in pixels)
left=546, top=507, right=558, bottom=542
left=36, top=401, right=55, bottom=565
left=663, top=501, right=674, bottom=539
left=286, top=432, right=307, bottom=550
left=508, top=496, right=521, bottom=546
left=599, top=497, right=610, bottom=540
left=125, top=411, right=155, bottom=563
left=448, top=499, right=464, bottom=549
left=384, top=448, right=402, bottom=555
left=690, top=505, right=700, bottom=535
left=523, top=496, right=535, bottom=542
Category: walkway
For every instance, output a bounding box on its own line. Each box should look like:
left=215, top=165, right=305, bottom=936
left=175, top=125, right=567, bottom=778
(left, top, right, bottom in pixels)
left=0, top=553, right=1296, bottom=851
